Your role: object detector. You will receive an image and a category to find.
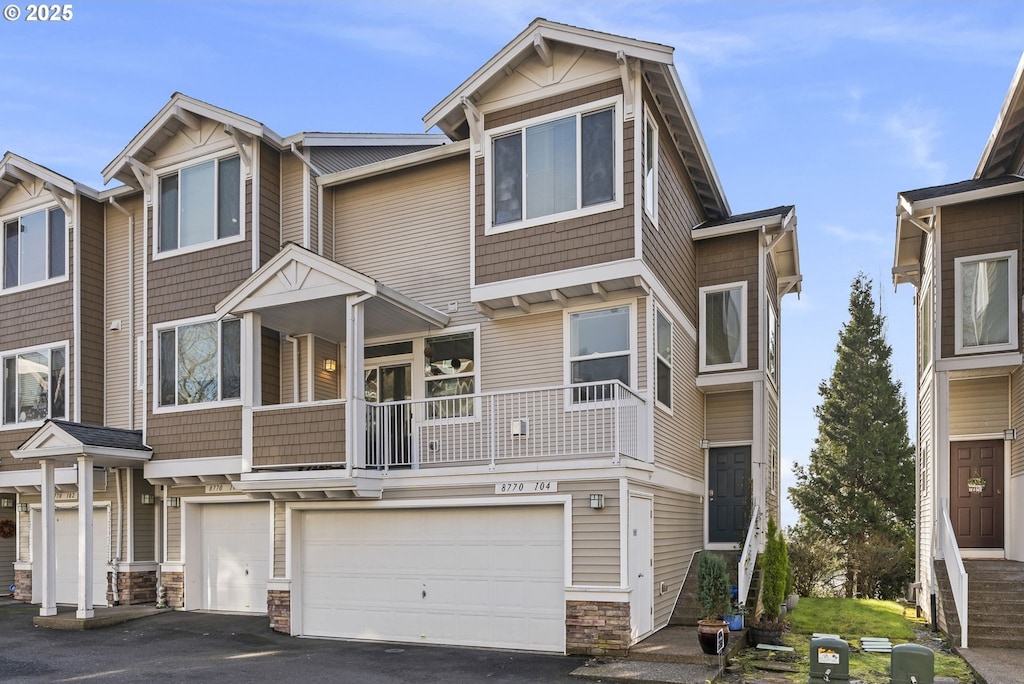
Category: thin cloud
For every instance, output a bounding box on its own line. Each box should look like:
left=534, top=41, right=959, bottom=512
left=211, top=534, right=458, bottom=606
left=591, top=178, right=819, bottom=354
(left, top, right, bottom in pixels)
left=884, top=105, right=947, bottom=183
left=825, top=224, right=889, bottom=246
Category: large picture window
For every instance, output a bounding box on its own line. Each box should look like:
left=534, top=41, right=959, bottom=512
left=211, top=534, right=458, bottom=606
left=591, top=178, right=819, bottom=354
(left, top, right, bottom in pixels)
left=3, top=207, right=66, bottom=290
left=2, top=344, right=66, bottom=425
left=954, top=251, right=1017, bottom=354
left=700, top=282, right=747, bottom=371
left=568, top=305, right=631, bottom=401
left=489, top=100, right=619, bottom=231
left=157, top=318, right=241, bottom=407
left=158, top=155, right=241, bottom=253
left=424, top=331, right=476, bottom=418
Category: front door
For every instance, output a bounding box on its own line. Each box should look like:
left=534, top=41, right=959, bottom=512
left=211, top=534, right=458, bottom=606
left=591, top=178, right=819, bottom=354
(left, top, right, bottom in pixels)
left=365, top=364, right=412, bottom=467
left=950, top=440, right=1004, bottom=548
left=708, top=446, right=751, bottom=544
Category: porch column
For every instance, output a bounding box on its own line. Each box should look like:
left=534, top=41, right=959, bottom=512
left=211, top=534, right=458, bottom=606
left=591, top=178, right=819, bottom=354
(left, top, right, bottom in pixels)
left=77, top=455, right=94, bottom=619
left=344, top=293, right=370, bottom=475
left=39, top=459, right=56, bottom=616
left=241, top=311, right=262, bottom=473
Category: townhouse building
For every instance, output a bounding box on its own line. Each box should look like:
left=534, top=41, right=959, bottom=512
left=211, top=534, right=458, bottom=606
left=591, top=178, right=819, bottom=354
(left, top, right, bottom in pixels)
left=0, top=19, right=801, bottom=654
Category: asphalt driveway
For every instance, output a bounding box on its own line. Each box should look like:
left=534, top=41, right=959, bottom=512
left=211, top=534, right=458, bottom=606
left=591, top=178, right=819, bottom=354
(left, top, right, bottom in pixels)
left=0, top=602, right=598, bottom=683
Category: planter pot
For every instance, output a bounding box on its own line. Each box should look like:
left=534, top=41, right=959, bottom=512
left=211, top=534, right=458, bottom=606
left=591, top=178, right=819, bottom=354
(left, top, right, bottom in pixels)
left=786, top=593, right=799, bottom=611
left=725, top=614, right=744, bottom=631
left=748, top=622, right=785, bottom=647
left=696, top=619, right=730, bottom=655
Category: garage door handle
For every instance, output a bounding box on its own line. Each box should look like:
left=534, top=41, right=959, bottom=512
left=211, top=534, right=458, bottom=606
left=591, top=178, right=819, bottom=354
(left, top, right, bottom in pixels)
left=422, top=590, right=426, bottom=598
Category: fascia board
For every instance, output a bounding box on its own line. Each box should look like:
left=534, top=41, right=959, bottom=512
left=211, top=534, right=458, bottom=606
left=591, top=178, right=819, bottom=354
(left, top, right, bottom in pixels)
left=1, top=153, right=81, bottom=196
left=290, top=132, right=449, bottom=148
left=693, top=214, right=785, bottom=240
left=910, top=180, right=1024, bottom=212
left=976, top=52, right=1024, bottom=179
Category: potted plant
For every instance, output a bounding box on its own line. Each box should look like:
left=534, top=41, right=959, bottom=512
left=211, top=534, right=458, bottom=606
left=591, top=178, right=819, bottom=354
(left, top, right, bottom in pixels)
left=693, top=551, right=732, bottom=654
left=749, top=517, right=788, bottom=646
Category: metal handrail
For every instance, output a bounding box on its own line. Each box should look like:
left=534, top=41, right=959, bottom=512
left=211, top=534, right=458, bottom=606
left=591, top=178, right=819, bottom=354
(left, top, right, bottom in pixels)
left=737, top=504, right=760, bottom=609
left=937, top=499, right=968, bottom=648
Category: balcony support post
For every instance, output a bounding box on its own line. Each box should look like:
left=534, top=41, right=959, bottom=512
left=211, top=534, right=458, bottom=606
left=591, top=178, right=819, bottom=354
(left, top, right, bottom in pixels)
left=345, top=294, right=371, bottom=476
left=241, top=312, right=262, bottom=474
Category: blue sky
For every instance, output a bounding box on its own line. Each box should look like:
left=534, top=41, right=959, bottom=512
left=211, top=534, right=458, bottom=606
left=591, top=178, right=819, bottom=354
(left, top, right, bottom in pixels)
left=3, top=1, right=1023, bottom=527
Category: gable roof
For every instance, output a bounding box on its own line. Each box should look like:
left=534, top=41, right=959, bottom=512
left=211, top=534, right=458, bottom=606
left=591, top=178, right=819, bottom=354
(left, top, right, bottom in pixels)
left=12, top=419, right=150, bottom=467
left=102, top=92, right=285, bottom=187
left=423, top=18, right=729, bottom=221
left=0, top=151, right=97, bottom=205
left=976, top=52, right=1024, bottom=179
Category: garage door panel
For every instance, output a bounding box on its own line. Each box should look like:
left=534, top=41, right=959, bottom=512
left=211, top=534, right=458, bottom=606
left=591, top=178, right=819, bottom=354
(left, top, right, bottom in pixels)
left=200, top=503, right=269, bottom=613
left=300, top=506, right=564, bottom=652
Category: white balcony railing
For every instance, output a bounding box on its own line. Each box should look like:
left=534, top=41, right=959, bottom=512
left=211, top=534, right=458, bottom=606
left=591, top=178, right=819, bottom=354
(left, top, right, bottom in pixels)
left=737, top=503, right=761, bottom=610
left=366, top=381, right=647, bottom=470
left=937, top=499, right=968, bottom=648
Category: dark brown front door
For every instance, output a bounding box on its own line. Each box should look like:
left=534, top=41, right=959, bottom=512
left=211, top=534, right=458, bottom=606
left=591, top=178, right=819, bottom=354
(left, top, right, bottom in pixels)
left=950, top=440, right=1004, bottom=548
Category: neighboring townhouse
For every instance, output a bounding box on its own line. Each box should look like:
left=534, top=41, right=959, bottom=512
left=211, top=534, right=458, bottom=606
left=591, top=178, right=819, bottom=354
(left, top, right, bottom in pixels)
left=0, top=19, right=801, bottom=655
left=893, top=53, right=1024, bottom=650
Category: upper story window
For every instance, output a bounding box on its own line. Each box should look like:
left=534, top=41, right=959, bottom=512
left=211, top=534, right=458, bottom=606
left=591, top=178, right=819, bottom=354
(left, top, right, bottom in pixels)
left=918, top=280, right=933, bottom=373
left=954, top=250, right=1017, bottom=355
left=3, top=207, right=66, bottom=291
left=568, top=305, right=632, bottom=402
left=487, top=97, right=622, bottom=233
left=2, top=343, right=66, bottom=426
left=700, top=282, right=747, bottom=372
left=767, top=299, right=778, bottom=380
left=655, top=308, right=672, bottom=409
left=643, top=109, right=658, bottom=224
left=424, top=331, right=476, bottom=418
left=157, top=317, right=240, bottom=409
left=158, top=155, right=241, bottom=254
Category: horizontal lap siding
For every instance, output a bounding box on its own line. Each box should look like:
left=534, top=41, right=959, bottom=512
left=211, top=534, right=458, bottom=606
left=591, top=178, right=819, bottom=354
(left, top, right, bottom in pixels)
left=133, top=468, right=155, bottom=562
left=147, top=407, right=242, bottom=460
left=333, top=156, right=476, bottom=328
left=483, top=311, right=563, bottom=392
left=948, top=376, right=1008, bottom=436
left=697, top=232, right=759, bottom=372
left=1014, top=370, right=1024, bottom=476
left=313, top=337, right=340, bottom=400
left=705, top=390, right=753, bottom=443
left=273, top=501, right=286, bottom=577
left=104, top=194, right=145, bottom=429
left=767, top=388, right=780, bottom=520
left=475, top=82, right=634, bottom=285
left=252, top=402, right=345, bottom=467
left=919, top=378, right=935, bottom=590
left=568, top=479, right=620, bottom=585
left=280, top=153, right=304, bottom=246
left=79, top=197, right=105, bottom=425
left=653, top=489, right=702, bottom=627
left=939, top=196, right=1023, bottom=359
left=653, top=311, right=702, bottom=477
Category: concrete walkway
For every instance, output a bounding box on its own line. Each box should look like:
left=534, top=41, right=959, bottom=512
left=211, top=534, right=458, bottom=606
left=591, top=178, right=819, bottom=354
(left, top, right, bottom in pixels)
left=31, top=604, right=166, bottom=630
left=954, top=646, right=1021, bottom=684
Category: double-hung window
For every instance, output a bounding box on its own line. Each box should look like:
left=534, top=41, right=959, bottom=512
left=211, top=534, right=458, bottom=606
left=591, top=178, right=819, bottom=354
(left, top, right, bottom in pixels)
left=158, top=155, right=241, bottom=254
left=2, top=343, right=66, bottom=425
left=157, top=318, right=241, bottom=408
left=700, top=282, right=747, bottom=372
left=918, top=280, right=933, bottom=373
left=954, top=251, right=1017, bottom=354
left=424, top=331, right=477, bottom=418
left=489, top=98, right=620, bottom=232
left=568, top=305, right=632, bottom=402
left=3, top=207, right=66, bottom=290
left=644, top=109, right=658, bottom=224
left=655, top=309, right=672, bottom=409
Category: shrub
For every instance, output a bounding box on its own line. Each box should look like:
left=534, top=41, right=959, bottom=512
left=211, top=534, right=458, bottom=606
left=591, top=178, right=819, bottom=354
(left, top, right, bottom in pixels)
left=694, top=551, right=731, bottom=620
left=760, top=517, right=787, bottom=622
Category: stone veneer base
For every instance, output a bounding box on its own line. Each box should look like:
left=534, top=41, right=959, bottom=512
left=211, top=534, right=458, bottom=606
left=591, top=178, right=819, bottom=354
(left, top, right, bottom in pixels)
left=565, top=600, right=632, bottom=656
left=268, top=589, right=290, bottom=633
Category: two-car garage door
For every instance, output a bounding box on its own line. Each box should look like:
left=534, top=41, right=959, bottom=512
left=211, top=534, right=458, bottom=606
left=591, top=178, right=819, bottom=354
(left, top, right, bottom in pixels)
left=300, top=505, right=565, bottom=652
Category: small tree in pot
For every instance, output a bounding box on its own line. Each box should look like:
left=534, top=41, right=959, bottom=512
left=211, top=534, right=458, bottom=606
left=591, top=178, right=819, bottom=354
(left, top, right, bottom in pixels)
left=694, top=551, right=732, bottom=654
left=750, top=517, right=789, bottom=645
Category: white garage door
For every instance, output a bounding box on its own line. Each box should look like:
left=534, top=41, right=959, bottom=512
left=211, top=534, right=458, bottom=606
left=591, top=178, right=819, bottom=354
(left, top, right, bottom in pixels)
left=32, top=507, right=108, bottom=606
left=301, top=505, right=565, bottom=652
left=200, top=503, right=270, bottom=613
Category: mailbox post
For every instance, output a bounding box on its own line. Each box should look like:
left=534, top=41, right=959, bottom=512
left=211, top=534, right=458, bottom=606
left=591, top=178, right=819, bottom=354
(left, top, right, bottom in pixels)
left=890, top=643, right=934, bottom=684
left=809, top=637, right=850, bottom=682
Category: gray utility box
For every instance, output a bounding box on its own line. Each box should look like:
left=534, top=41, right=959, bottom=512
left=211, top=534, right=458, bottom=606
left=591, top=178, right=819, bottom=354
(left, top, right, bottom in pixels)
left=809, top=637, right=850, bottom=682
left=890, top=643, right=934, bottom=684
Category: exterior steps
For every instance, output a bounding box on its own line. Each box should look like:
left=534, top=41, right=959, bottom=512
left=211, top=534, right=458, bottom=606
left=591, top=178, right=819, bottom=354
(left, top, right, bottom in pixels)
left=668, top=550, right=743, bottom=627
left=935, top=559, right=1024, bottom=650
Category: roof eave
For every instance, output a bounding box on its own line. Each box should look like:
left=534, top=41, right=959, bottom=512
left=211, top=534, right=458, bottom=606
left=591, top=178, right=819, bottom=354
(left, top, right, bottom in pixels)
left=976, top=52, right=1024, bottom=180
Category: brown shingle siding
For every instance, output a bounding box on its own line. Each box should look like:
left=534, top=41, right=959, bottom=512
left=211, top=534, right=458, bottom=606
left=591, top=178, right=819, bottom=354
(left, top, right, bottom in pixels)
left=697, top=231, right=759, bottom=372
left=79, top=197, right=105, bottom=425
left=147, top=406, right=243, bottom=459
left=260, top=143, right=281, bottom=265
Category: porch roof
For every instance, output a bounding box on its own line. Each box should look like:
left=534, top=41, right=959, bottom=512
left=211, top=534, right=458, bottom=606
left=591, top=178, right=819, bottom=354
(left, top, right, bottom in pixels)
left=11, top=420, right=151, bottom=468
left=215, top=243, right=449, bottom=341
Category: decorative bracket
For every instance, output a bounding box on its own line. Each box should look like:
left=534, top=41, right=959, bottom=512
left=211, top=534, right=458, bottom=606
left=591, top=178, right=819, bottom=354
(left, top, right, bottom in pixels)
left=225, top=125, right=253, bottom=172
left=461, top=96, right=483, bottom=155
left=617, top=51, right=635, bottom=120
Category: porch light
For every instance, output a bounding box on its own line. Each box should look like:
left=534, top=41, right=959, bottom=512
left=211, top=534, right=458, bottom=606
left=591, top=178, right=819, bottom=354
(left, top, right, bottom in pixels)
left=590, top=493, right=605, bottom=510
left=141, top=494, right=156, bottom=505
left=323, top=358, right=337, bottom=372
left=166, top=497, right=181, bottom=508
left=0, top=497, right=13, bottom=508
left=699, top=438, right=710, bottom=450
left=1005, top=428, right=1017, bottom=441
left=17, top=503, right=29, bottom=513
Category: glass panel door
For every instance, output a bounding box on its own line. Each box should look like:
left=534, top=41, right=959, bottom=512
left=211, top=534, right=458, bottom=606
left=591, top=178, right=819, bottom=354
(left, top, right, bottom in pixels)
left=365, top=364, right=412, bottom=468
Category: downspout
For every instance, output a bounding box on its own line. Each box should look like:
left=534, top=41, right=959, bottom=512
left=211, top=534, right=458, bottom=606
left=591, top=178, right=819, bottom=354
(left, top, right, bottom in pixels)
left=111, top=467, right=122, bottom=605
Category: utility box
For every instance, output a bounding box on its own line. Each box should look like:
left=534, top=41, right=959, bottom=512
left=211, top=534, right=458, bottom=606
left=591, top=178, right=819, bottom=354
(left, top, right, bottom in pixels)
left=809, top=637, right=850, bottom=682
left=890, top=643, right=934, bottom=684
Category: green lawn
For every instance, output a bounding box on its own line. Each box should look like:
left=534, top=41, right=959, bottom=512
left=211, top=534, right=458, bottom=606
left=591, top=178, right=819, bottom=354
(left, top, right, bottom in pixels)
left=730, top=598, right=975, bottom=683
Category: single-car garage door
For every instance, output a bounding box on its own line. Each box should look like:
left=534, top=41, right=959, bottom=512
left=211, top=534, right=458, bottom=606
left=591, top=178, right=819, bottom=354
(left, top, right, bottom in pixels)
left=199, top=503, right=270, bottom=613
left=300, top=505, right=565, bottom=652
left=31, top=507, right=109, bottom=606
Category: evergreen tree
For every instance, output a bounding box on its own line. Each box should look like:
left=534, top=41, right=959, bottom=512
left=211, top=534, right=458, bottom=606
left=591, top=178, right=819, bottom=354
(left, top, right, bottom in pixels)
left=789, top=273, right=915, bottom=599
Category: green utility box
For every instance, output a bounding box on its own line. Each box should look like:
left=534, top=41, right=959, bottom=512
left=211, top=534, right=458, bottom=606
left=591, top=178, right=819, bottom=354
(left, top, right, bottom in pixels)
left=890, top=643, right=934, bottom=684
left=809, top=637, right=850, bottom=682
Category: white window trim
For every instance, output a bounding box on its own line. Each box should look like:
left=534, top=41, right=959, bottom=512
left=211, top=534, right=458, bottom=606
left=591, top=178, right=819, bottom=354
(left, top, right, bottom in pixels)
left=766, top=298, right=778, bottom=383
left=152, top=313, right=243, bottom=414
left=953, top=250, right=1018, bottom=355
left=643, top=107, right=659, bottom=227
left=563, top=300, right=637, bottom=409
left=654, top=306, right=672, bottom=413
left=0, top=204, right=70, bottom=295
left=152, top=148, right=245, bottom=261
left=699, top=281, right=748, bottom=373
left=420, top=324, right=481, bottom=424
left=918, top=275, right=933, bottom=375
left=483, top=95, right=624, bottom=235
left=0, top=339, right=69, bottom=431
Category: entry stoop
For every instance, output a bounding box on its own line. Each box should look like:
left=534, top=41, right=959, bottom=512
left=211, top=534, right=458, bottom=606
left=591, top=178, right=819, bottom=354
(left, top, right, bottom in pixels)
left=668, top=550, right=744, bottom=626
left=32, top=605, right=164, bottom=630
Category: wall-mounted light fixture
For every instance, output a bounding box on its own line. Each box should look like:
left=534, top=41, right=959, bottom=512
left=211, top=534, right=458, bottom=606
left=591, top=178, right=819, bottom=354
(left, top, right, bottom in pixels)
left=1005, top=428, right=1017, bottom=441
left=166, top=497, right=181, bottom=508
left=323, top=358, right=337, bottom=372
left=590, top=493, right=605, bottom=510
left=141, top=494, right=156, bottom=505
left=699, top=438, right=710, bottom=450
left=0, top=497, right=13, bottom=509
left=17, top=503, right=30, bottom=513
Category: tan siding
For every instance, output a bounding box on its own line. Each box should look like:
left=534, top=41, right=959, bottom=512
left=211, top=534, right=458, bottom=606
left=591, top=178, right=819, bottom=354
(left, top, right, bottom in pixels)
left=636, top=297, right=647, bottom=392
left=918, top=378, right=935, bottom=591
left=280, top=153, right=304, bottom=246
left=948, top=376, right=1009, bottom=436
left=653, top=312, right=703, bottom=478
left=262, top=327, right=281, bottom=406
left=260, top=143, right=281, bottom=266
left=104, top=195, right=145, bottom=429
left=279, top=335, right=307, bottom=404
left=767, top=388, right=780, bottom=521
left=133, top=469, right=155, bottom=561
left=653, top=489, right=702, bottom=627
left=939, top=195, right=1024, bottom=358
left=705, top=390, right=753, bottom=443
left=0, top=516, right=13, bottom=586
left=569, top=479, right=620, bottom=585
left=697, top=232, right=759, bottom=372
left=147, top=407, right=242, bottom=460
left=321, top=189, right=335, bottom=261
left=79, top=197, right=105, bottom=425
left=309, top=176, right=319, bottom=252
left=333, top=156, right=477, bottom=327
left=1013, top=370, right=1024, bottom=476
left=313, top=337, right=340, bottom=400
left=475, top=83, right=634, bottom=285
left=482, top=311, right=563, bottom=392
left=273, top=501, right=286, bottom=577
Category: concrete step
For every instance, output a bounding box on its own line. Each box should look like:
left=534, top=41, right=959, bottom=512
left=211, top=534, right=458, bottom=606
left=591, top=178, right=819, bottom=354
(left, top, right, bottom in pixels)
left=967, top=633, right=1024, bottom=649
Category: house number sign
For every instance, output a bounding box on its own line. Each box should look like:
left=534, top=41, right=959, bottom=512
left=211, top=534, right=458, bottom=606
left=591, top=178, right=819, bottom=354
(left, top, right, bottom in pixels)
left=495, top=481, right=557, bottom=494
